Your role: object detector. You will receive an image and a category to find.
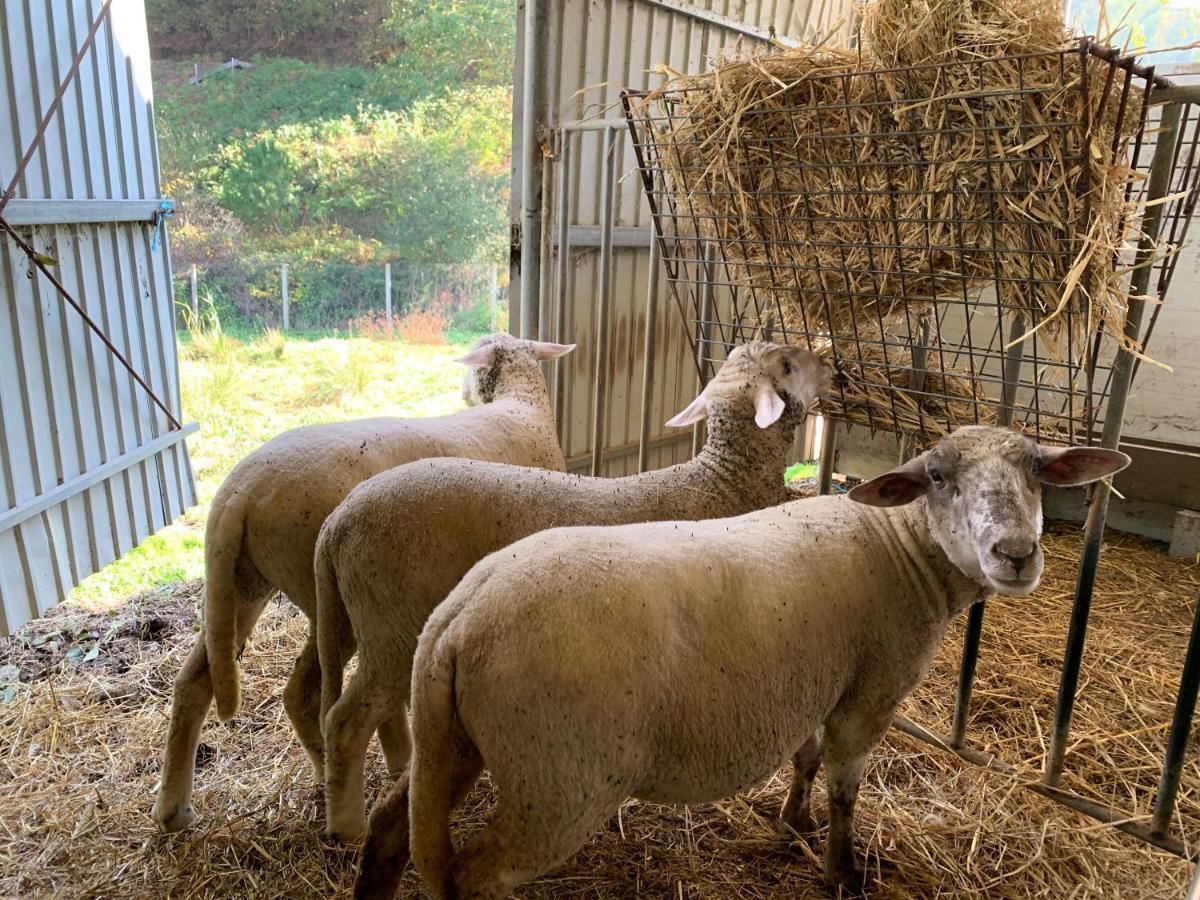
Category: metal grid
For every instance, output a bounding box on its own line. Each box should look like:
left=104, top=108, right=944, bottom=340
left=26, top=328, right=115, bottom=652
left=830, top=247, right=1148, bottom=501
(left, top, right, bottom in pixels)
left=624, top=43, right=1200, bottom=447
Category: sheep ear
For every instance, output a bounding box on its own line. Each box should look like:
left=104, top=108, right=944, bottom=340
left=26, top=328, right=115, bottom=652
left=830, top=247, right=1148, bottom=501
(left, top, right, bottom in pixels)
left=1037, top=446, right=1130, bottom=486
left=529, top=341, right=575, bottom=361
left=666, top=390, right=709, bottom=427
left=754, top=382, right=786, bottom=428
left=848, top=454, right=929, bottom=507
left=455, top=344, right=497, bottom=368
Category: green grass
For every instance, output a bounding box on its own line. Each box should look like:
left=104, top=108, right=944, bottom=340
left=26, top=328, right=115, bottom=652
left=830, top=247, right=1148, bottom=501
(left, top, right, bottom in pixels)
left=785, top=461, right=818, bottom=484
left=69, top=331, right=477, bottom=608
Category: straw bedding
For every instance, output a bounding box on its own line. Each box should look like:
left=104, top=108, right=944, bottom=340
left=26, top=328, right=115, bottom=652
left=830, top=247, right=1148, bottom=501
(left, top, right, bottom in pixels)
left=0, top=522, right=1195, bottom=898
left=636, top=0, right=1150, bottom=435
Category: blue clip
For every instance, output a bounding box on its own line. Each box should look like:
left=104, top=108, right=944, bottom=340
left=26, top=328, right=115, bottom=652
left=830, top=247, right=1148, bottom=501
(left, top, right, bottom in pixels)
left=150, top=198, right=175, bottom=252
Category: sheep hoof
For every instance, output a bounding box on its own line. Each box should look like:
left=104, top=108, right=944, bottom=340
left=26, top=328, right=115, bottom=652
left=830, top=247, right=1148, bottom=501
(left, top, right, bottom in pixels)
left=326, top=819, right=366, bottom=843
left=152, top=801, right=196, bottom=833
left=775, top=812, right=816, bottom=841
left=824, top=860, right=868, bottom=896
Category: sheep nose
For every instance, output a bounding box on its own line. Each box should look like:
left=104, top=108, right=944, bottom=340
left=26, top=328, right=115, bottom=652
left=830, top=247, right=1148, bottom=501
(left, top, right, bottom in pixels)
left=992, top=540, right=1036, bottom=574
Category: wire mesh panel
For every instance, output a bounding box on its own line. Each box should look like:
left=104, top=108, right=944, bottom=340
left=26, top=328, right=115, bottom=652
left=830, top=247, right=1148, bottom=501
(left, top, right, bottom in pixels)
left=624, top=42, right=1200, bottom=446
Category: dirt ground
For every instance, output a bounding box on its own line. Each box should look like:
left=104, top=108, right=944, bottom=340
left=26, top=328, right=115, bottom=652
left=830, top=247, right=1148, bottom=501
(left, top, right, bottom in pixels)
left=0, top=523, right=1196, bottom=898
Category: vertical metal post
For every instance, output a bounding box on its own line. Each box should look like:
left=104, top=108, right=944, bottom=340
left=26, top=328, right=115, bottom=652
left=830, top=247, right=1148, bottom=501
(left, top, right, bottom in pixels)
left=898, top=315, right=931, bottom=464
left=519, top=0, right=549, bottom=340
left=490, top=264, right=499, bottom=332
left=590, top=127, right=617, bottom=477
left=951, top=316, right=1026, bottom=749
left=384, top=262, right=392, bottom=328
left=555, top=131, right=573, bottom=443
left=1187, top=856, right=1200, bottom=900
left=693, top=243, right=715, bottom=458
left=1045, top=101, right=1182, bottom=787
left=281, top=263, right=289, bottom=331
left=817, top=418, right=837, bottom=495
left=1150, top=592, right=1200, bottom=839
left=189, top=264, right=198, bottom=318
left=637, top=238, right=661, bottom=473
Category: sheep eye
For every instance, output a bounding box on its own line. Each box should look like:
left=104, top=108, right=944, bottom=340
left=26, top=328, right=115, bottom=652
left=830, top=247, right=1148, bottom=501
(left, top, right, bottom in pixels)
left=929, top=470, right=945, bottom=487
left=782, top=360, right=793, bottom=376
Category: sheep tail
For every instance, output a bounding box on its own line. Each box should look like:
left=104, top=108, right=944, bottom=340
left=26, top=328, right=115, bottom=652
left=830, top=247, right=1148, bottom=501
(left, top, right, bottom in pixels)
left=314, top=525, right=351, bottom=730
left=204, top=496, right=249, bottom=723
left=409, top=638, right=465, bottom=900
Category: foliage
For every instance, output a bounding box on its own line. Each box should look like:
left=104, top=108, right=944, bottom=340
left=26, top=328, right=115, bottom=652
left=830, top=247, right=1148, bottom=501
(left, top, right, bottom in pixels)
left=394, top=309, right=448, bottom=344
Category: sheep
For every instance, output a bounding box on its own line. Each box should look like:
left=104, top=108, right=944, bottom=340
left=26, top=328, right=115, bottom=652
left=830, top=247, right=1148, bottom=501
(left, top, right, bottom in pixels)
left=356, top=425, right=1128, bottom=899
left=151, top=334, right=574, bottom=833
left=315, top=341, right=832, bottom=840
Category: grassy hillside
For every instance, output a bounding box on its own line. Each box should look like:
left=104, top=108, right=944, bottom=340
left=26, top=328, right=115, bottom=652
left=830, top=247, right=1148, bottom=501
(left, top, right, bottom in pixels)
left=150, top=0, right=515, bottom=330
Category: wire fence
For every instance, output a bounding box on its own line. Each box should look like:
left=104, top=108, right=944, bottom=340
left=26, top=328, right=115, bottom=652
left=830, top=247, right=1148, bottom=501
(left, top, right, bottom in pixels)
left=172, top=260, right=505, bottom=334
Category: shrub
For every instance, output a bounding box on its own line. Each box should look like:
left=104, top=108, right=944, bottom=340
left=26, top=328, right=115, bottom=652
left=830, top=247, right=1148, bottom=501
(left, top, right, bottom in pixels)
left=395, top=309, right=447, bottom=345
left=347, top=310, right=396, bottom=340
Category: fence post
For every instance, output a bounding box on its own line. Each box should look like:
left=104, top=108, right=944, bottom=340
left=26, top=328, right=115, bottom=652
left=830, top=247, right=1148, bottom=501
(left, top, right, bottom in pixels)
left=281, top=263, right=289, bottom=331
left=385, top=262, right=392, bottom=328
left=189, top=264, right=197, bottom=318
left=490, top=264, right=499, bottom=332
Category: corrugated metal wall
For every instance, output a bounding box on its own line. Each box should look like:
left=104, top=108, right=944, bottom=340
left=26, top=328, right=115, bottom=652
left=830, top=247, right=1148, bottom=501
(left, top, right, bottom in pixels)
left=0, top=0, right=195, bottom=635
left=512, top=0, right=855, bottom=475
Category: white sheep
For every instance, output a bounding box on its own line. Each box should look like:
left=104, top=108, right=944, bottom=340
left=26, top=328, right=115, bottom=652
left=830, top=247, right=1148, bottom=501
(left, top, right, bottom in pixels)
left=316, top=341, right=831, bottom=839
left=151, top=334, right=574, bottom=833
left=356, top=426, right=1127, bottom=899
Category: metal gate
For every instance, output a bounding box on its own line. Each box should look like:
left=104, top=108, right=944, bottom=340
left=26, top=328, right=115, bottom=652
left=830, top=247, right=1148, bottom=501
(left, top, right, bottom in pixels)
left=0, top=0, right=195, bottom=635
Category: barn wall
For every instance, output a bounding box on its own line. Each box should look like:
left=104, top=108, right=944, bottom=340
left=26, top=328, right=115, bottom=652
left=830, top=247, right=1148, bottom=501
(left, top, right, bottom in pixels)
left=512, top=0, right=856, bottom=475
left=0, top=0, right=194, bottom=635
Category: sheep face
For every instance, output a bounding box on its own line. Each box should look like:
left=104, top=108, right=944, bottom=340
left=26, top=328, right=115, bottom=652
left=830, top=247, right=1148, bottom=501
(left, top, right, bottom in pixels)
left=849, top=426, right=1129, bottom=596
left=665, top=341, right=832, bottom=428
left=455, top=334, right=575, bottom=405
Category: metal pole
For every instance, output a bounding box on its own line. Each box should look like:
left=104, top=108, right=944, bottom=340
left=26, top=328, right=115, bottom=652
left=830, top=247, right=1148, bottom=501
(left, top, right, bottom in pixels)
left=1044, top=101, right=1183, bottom=787
left=1188, top=858, right=1200, bottom=900
left=638, top=238, right=661, bottom=473
left=951, top=316, right=1026, bottom=749
left=281, top=263, right=289, bottom=331
left=693, top=243, right=715, bottom=458
left=189, top=264, right=198, bottom=318
left=1150, top=592, right=1200, bottom=838
left=555, top=131, right=573, bottom=444
left=519, top=0, right=549, bottom=340
left=384, top=262, right=392, bottom=328
left=898, top=314, right=931, bottom=464
left=490, top=264, right=499, bottom=332
left=590, top=127, right=617, bottom=477
left=817, top=418, right=837, bottom=495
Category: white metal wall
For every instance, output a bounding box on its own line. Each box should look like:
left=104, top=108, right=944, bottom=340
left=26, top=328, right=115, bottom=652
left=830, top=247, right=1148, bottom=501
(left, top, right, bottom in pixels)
left=512, top=0, right=856, bottom=475
left=0, top=0, right=195, bottom=635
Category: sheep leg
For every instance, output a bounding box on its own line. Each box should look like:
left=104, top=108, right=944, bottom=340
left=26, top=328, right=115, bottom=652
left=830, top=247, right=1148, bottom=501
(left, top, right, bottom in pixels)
left=778, top=732, right=822, bottom=838
left=376, top=714, right=412, bottom=777
left=820, top=712, right=890, bottom=893
left=153, top=592, right=269, bottom=832
left=355, top=754, right=481, bottom=900
left=453, top=795, right=611, bottom=900
left=324, top=668, right=397, bottom=840
left=282, top=632, right=327, bottom=783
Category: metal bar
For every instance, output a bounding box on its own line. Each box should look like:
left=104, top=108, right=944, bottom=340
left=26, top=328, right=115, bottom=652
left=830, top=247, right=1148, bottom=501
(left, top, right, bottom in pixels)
left=554, top=131, right=572, bottom=445
left=0, top=216, right=183, bottom=431
left=551, top=225, right=652, bottom=248
left=693, top=243, right=715, bottom=458
left=281, top=263, right=289, bottom=331
left=638, top=238, right=662, bottom=473
left=384, top=262, right=392, bottom=327
left=0, top=423, right=198, bottom=535
left=951, top=318, right=1028, bottom=747
left=190, top=264, right=198, bottom=318
left=518, top=0, right=549, bottom=340
left=1189, top=859, right=1200, bottom=900
left=893, top=715, right=1187, bottom=858
left=590, top=128, right=617, bottom=478
left=1150, top=592, right=1200, bottom=838
left=560, top=118, right=628, bottom=132
left=898, top=315, right=930, bottom=463
left=634, top=0, right=796, bottom=48
left=817, top=418, right=837, bottom=495
left=1045, top=100, right=1183, bottom=787
left=1149, top=85, right=1200, bottom=106
left=568, top=430, right=694, bottom=473
left=2, top=198, right=167, bottom=225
